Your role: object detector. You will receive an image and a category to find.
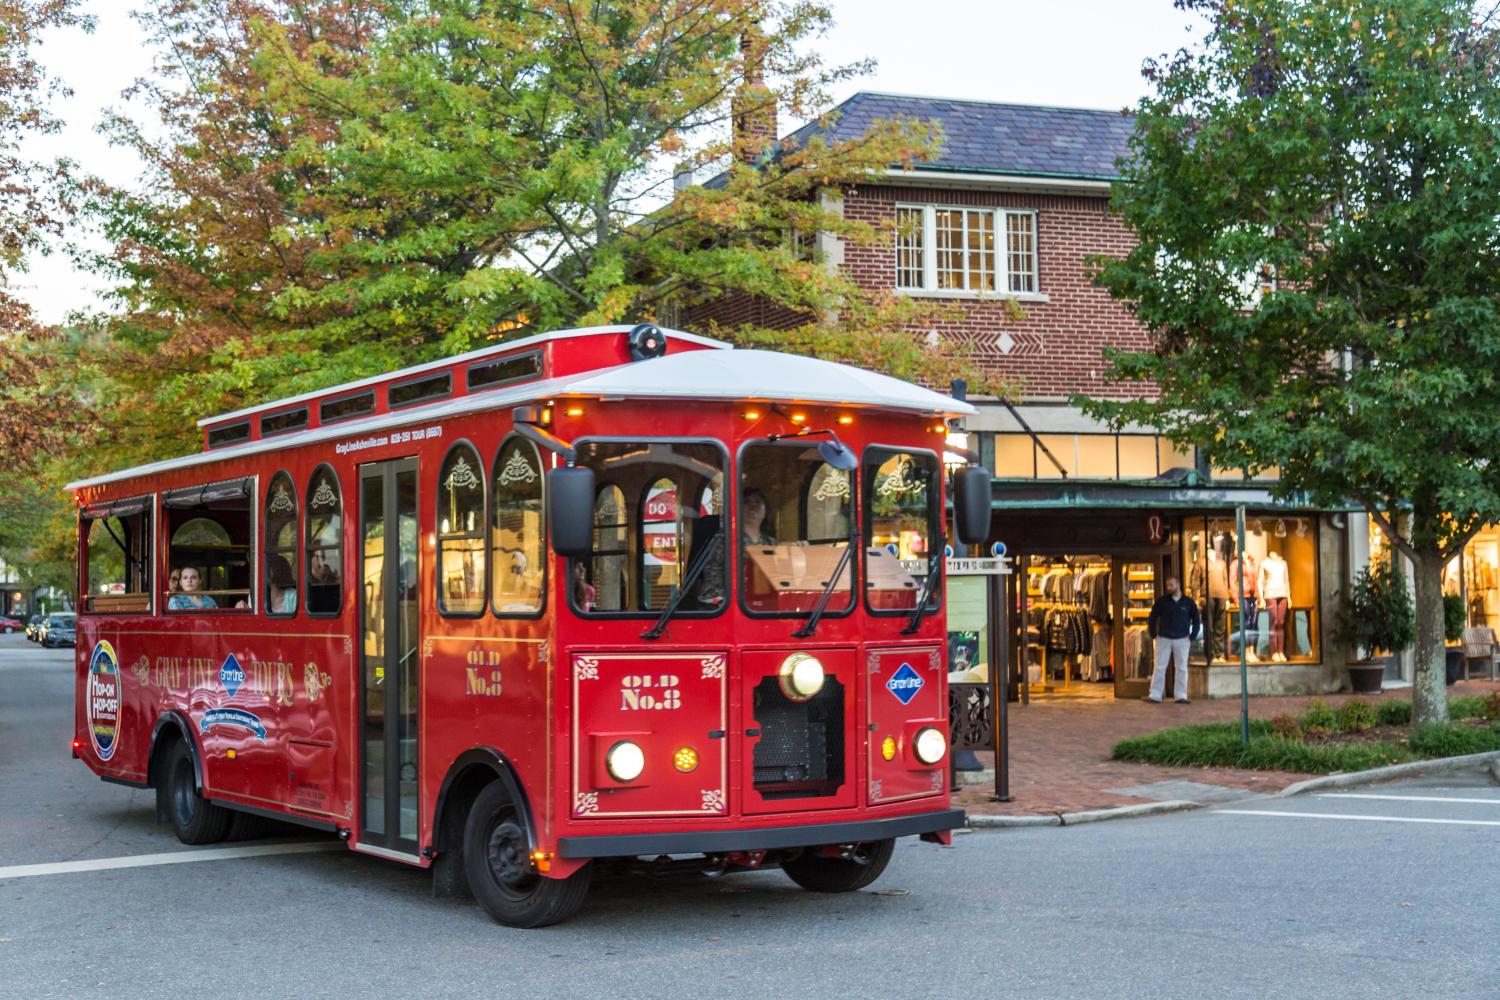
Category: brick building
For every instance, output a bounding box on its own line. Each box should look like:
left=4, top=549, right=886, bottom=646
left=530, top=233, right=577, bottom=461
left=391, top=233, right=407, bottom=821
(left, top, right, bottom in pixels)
left=693, top=92, right=1375, bottom=700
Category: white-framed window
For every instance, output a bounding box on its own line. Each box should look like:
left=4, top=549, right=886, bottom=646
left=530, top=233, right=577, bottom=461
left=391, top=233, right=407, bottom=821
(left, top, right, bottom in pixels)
left=895, top=204, right=1039, bottom=295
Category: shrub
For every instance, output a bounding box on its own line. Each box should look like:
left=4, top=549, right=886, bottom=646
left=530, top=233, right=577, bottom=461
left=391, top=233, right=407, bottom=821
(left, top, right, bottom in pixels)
left=1449, top=695, right=1488, bottom=720
left=1270, top=713, right=1302, bottom=740
left=1408, top=722, right=1500, bottom=758
left=1301, top=699, right=1337, bottom=734
left=1444, top=593, right=1467, bottom=644
left=1376, top=700, right=1412, bottom=726
left=1336, top=698, right=1376, bottom=733
left=1448, top=694, right=1500, bottom=722
left=1333, top=556, right=1416, bottom=659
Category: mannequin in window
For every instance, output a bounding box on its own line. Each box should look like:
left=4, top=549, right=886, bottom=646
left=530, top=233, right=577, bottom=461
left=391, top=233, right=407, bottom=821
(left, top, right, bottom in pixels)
left=1206, top=535, right=1233, bottom=660
left=1229, top=548, right=1260, bottom=662
left=1258, top=550, right=1291, bottom=662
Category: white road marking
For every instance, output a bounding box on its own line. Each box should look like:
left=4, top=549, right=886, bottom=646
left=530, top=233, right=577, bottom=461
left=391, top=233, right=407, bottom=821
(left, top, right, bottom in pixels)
left=1319, top=793, right=1500, bottom=805
left=0, top=841, right=342, bottom=880
left=1220, top=809, right=1500, bottom=828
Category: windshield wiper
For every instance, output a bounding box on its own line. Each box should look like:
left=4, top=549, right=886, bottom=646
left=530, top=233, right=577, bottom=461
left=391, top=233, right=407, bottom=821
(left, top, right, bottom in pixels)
left=900, top=546, right=945, bottom=635
left=642, top=534, right=724, bottom=640
left=792, top=539, right=854, bottom=639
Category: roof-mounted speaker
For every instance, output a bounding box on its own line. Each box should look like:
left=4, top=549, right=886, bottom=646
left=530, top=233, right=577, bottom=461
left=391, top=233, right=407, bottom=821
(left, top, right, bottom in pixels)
left=627, top=323, right=668, bottom=361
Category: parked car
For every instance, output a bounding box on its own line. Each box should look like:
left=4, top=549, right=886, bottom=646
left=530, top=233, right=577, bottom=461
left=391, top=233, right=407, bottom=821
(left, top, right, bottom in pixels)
left=38, top=612, right=76, bottom=648
left=25, top=615, right=44, bottom=641
left=43, top=617, right=76, bottom=648
left=0, top=615, right=22, bottom=633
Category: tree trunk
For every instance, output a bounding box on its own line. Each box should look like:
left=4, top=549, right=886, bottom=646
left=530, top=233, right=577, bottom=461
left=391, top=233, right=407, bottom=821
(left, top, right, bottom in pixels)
left=1411, top=548, right=1448, bottom=724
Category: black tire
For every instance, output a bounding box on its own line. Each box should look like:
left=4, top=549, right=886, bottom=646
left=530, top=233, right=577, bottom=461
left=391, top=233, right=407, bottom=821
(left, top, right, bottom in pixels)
left=462, top=781, right=590, bottom=928
left=159, top=740, right=231, bottom=845
left=781, top=839, right=896, bottom=893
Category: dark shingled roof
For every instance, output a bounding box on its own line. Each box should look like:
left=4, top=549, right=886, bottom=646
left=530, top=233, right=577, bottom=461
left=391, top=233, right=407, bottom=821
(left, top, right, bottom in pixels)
left=780, top=92, right=1136, bottom=182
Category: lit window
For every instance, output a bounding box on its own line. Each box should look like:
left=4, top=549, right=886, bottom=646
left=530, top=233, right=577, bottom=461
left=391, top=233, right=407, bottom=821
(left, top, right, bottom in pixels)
left=894, top=205, right=1038, bottom=295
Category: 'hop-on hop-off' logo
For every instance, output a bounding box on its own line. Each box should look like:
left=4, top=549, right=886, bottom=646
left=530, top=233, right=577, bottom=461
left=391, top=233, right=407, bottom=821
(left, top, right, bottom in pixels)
left=218, top=653, right=246, bottom=699
left=886, top=662, right=925, bottom=706
left=87, top=640, right=122, bottom=761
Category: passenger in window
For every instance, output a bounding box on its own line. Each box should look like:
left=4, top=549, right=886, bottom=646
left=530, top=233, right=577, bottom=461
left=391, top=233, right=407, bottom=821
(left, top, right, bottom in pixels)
left=268, top=555, right=297, bottom=614
left=572, top=562, right=596, bottom=611
left=310, top=550, right=341, bottom=586
left=168, top=566, right=218, bottom=610
left=168, top=567, right=182, bottom=594
left=742, top=489, right=778, bottom=546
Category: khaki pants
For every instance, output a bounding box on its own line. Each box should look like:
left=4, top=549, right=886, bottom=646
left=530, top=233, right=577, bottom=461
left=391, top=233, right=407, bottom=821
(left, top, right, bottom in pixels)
left=1150, top=637, right=1191, bottom=701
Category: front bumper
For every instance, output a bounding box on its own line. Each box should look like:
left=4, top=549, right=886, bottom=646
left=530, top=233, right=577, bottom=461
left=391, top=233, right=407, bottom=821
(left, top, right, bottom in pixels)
left=557, top=807, right=966, bottom=859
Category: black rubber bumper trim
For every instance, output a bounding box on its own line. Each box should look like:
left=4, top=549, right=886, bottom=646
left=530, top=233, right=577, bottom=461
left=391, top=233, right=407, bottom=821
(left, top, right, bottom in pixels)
left=557, top=807, right=967, bottom=859
left=100, top=774, right=150, bottom=790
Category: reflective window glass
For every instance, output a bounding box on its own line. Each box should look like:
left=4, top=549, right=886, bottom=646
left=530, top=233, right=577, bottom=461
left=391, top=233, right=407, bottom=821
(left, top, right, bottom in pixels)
left=437, top=444, right=486, bottom=615
left=491, top=438, right=544, bottom=614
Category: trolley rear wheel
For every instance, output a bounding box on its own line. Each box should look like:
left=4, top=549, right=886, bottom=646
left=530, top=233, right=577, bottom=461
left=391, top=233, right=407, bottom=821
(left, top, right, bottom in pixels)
left=781, top=839, right=895, bottom=893
left=462, top=782, right=590, bottom=927
left=160, top=740, right=231, bottom=845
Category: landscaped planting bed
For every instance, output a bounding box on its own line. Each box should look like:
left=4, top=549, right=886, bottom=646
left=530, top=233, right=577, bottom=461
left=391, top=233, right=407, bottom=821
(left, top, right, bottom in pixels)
left=1111, top=694, right=1500, bottom=774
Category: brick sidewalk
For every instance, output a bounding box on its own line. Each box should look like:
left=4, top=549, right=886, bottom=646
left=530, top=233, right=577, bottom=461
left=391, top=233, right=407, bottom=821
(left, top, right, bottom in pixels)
left=956, top=678, right=1500, bottom=817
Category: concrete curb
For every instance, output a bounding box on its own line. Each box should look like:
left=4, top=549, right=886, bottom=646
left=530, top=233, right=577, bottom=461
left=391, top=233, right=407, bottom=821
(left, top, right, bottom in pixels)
left=967, top=798, right=1200, bottom=829
left=1278, top=749, right=1500, bottom=797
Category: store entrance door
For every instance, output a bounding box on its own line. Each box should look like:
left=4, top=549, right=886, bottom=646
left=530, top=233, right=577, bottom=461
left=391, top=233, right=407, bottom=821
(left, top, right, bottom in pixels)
left=1115, top=558, right=1160, bottom=699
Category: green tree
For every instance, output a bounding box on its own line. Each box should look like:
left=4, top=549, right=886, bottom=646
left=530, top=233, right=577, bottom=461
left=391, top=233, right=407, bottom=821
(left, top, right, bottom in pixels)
left=1085, top=0, right=1500, bottom=723
left=71, top=0, right=983, bottom=475
left=249, top=0, right=973, bottom=385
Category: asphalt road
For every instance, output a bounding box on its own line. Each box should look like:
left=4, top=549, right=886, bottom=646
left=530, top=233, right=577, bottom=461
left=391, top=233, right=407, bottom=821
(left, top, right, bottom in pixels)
left=3, top=634, right=1498, bottom=999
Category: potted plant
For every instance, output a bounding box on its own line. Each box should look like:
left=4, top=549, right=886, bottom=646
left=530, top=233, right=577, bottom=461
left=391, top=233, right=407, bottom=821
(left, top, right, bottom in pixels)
left=1334, top=557, right=1416, bottom=694
left=1444, top=593, right=1467, bottom=684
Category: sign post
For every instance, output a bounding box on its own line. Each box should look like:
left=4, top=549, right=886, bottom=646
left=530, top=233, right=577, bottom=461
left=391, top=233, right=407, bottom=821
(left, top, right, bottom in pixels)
left=1236, top=505, right=1250, bottom=745
left=946, top=547, right=1013, bottom=802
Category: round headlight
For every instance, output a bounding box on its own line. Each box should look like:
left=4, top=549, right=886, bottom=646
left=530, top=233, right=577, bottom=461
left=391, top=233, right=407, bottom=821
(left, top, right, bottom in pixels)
left=913, top=727, right=947, bottom=765
left=779, top=652, right=825, bottom=701
left=605, top=740, right=645, bottom=782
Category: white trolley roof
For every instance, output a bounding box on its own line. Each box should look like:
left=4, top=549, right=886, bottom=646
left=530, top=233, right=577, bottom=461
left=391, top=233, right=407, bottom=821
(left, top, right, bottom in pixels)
left=69, top=336, right=973, bottom=491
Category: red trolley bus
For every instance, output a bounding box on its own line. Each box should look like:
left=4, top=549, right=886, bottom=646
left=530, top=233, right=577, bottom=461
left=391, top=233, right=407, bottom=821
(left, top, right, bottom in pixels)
left=70, top=324, right=990, bottom=926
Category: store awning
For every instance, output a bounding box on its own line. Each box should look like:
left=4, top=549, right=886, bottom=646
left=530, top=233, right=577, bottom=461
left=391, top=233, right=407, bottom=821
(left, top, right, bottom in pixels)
left=987, top=478, right=1359, bottom=512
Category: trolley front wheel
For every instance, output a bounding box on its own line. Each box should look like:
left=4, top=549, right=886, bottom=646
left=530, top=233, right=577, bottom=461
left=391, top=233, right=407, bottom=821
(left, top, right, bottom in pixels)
left=781, top=839, right=896, bottom=893
left=160, top=739, right=231, bottom=845
left=463, top=782, right=590, bottom=928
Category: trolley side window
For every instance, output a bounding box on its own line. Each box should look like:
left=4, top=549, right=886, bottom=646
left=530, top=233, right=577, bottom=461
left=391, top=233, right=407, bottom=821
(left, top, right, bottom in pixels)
left=862, top=448, right=941, bottom=615
left=738, top=442, right=855, bottom=617
left=82, top=496, right=153, bottom=614
left=264, top=472, right=298, bottom=616
left=437, top=442, right=486, bottom=616
left=164, top=478, right=253, bottom=612
left=306, top=465, right=343, bottom=616
left=491, top=437, right=544, bottom=615
left=570, top=440, right=725, bottom=616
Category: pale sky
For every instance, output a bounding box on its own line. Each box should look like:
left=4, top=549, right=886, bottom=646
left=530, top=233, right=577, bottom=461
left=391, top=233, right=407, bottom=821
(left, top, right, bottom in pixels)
left=15, top=1, right=1204, bottom=325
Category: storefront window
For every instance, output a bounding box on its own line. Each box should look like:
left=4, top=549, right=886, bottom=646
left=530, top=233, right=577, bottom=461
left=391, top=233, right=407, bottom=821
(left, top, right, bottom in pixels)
left=988, top=433, right=1198, bottom=481
left=1181, top=515, right=1319, bottom=665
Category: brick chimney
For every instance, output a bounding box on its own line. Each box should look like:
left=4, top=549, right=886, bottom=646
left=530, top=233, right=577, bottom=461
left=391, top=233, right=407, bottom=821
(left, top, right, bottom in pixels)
left=732, top=25, right=777, bottom=165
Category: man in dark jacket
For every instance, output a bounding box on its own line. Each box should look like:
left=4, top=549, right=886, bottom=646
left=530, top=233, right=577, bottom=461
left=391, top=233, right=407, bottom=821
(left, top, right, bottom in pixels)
left=1145, top=575, right=1200, bottom=703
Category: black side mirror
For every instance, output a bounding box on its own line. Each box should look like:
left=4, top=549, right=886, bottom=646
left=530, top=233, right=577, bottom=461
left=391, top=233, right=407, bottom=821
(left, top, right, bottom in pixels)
left=548, top=465, right=595, bottom=558
left=952, top=466, right=991, bottom=546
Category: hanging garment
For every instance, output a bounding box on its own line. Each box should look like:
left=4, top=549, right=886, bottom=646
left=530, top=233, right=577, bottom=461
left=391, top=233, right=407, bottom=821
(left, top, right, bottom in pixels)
left=1230, top=554, right=1259, bottom=599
